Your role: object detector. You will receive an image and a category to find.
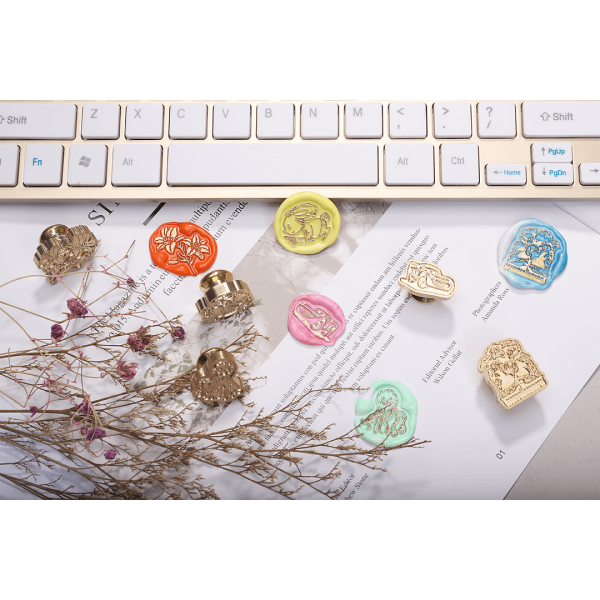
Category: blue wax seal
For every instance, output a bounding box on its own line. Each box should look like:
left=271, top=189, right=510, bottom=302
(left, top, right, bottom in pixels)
left=499, top=219, right=567, bottom=290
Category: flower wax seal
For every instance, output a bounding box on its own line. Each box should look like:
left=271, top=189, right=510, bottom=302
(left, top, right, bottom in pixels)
left=190, top=348, right=246, bottom=404
left=149, top=222, right=217, bottom=276
left=274, top=191, right=341, bottom=255
left=398, top=259, right=457, bottom=304
left=498, top=218, right=567, bottom=290
left=478, top=338, right=548, bottom=410
left=355, top=380, right=418, bottom=447
left=196, top=270, right=254, bottom=322
left=33, top=224, right=99, bottom=284
left=288, top=294, right=345, bottom=346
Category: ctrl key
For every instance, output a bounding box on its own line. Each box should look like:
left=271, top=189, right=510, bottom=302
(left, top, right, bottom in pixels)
left=0, top=145, right=20, bottom=186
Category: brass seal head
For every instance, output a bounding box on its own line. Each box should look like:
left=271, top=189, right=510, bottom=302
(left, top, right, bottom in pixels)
left=398, top=260, right=457, bottom=304
left=190, top=347, right=246, bottom=404
left=196, top=269, right=254, bottom=322
left=33, top=224, right=99, bottom=284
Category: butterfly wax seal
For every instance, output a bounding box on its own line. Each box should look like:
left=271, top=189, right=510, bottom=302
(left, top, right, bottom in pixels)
left=190, top=348, right=246, bottom=404
left=288, top=294, right=345, bottom=346
left=274, top=191, right=341, bottom=255
left=196, top=270, right=254, bottom=323
left=498, top=218, right=567, bottom=290
left=478, top=338, right=548, bottom=410
left=355, top=380, right=418, bottom=447
left=398, top=259, right=457, bottom=304
left=33, top=224, right=100, bottom=284
left=149, top=222, right=217, bottom=276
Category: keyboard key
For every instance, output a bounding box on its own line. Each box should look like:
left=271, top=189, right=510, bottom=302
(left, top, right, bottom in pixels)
left=434, top=102, right=472, bottom=138
left=213, top=103, right=251, bottom=139
left=257, top=103, right=294, bottom=139
left=112, top=144, right=162, bottom=186
left=67, top=144, right=107, bottom=187
left=167, top=143, right=377, bottom=185
left=169, top=103, right=207, bottom=139
left=0, top=103, right=76, bottom=140
left=486, top=164, right=527, bottom=186
left=0, top=145, right=19, bottom=187
left=24, top=144, right=64, bottom=186
left=533, top=163, right=573, bottom=185
left=531, top=142, right=572, bottom=163
left=301, top=103, right=339, bottom=139
left=440, top=143, right=479, bottom=185
left=81, top=103, right=120, bottom=140
left=477, top=102, right=516, bottom=139
left=522, top=102, right=600, bottom=137
left=580, top=163, right=600, bottom=185
left=389, top=103, right=427, bottom=139
left=384, top=143, right=434, bottom=185
left=125, top=103, right=164, bottom=140
left=345, top=102, right=383, bottom=139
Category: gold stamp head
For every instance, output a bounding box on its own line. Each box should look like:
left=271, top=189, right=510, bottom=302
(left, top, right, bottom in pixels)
left=196, top=269, right=254, bottom=322
left=398, top=260, right=457, bottom=303
left=190, top=348, right=246, bottom=404
left=33, top=224, right=100, bottom=283
left=478, top=338, right=548, bottom=410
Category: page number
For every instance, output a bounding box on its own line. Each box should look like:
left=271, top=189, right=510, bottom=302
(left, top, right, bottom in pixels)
left=496, top=450, right=505, bottom=460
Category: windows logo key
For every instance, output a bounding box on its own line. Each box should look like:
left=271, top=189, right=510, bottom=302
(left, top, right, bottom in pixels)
left=79, top=156, right=92, bottom=168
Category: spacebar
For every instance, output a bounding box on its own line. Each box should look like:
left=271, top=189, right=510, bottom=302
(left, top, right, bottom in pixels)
left=167, top=143, right=379, bottom=186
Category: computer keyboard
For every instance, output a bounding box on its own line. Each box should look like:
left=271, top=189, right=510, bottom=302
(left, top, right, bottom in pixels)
left=0, top=101, right=599, bottom=203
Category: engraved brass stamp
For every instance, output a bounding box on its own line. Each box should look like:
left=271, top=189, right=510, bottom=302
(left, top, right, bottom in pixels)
left=478, top=338, right=548, bottom=410
left=190, top=348, right=246, bottom=404
left=196, top=269, right=254, bottom=322
left=33, top=224, right=99, bottom=283
left=398, top=260, right=457, bottom=304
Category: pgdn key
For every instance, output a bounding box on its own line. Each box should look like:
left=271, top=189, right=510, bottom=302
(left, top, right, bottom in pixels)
left=533, top=163, right=574, bottom=185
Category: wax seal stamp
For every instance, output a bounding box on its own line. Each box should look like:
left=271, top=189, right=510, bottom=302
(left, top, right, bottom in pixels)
left=498, top=219, right=567, bottom=290
left=33, top=224, right=99, bottom=284
left=478, top=338, right=548, bottom=410
left=288, top=294, right=345, bottom=346
left=398, top=260, right=457, bottom=303
left=196, top=270, right=254, bottom=322
left=274, top=191, right=341, bottom=254
left=190, top=348, right=246, bottom=404
left=355, top=380, right=418, bottom=447
left=149, top=222, right=217, bottom=276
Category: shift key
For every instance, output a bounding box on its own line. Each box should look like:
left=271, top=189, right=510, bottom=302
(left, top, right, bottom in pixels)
left=0, top=103, right=77, bottom=139
left=522, top=101, right=600, bottom=137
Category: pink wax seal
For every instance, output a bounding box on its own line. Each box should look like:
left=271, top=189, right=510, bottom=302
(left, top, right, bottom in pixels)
left=288, top=294, right=346, bottom=346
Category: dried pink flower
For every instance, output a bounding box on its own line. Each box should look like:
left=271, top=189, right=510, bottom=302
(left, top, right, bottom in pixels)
left=66, top=297, right=88, bottom=318
left=50, top=324, right=65, bottom=341
left=127, top=326, right=151, bottom=353
left=29, top=406, right=39, bottom=416
left=126, top=277, right=135, bottom=286
left=172, top=326, right=185, bottom=340
left=116, top=360, right=138, bottom=381
left=81, top=426, right=106, bottom=442
left=76, top=397, right=94, bottom=416
left=104, top=449, right=117, bottom=460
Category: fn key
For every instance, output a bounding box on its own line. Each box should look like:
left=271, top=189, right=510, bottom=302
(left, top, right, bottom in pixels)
left=112, top=145, right=162, bottom=186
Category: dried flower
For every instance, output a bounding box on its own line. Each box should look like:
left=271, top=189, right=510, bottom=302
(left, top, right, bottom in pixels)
left=50, top=323, right=65, bottom=341
left=66, top=297, right=88, bottom=318
left=172, top=326, right=185, bottom=340
left=116, top=360, right=138, bottom=381
left=126, top=277, right=135, bottom=286
left=104, top=449, right=117, bottom=460
left=29, top=406, right=39, bottom=416
left=76, top=396, right=94, bottom=416
left=127, top=326, right=152, bottom=353
left=81, top=426, right=106, bottom=442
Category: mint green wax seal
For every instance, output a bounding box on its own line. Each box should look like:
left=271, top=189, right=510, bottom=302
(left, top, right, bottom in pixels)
left=355, top=380, right=418, bottom=447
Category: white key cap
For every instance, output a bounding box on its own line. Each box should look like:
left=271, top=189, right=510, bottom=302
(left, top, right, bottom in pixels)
left=434, top=102, right=472, bottom=138
left=477, top=102, right=516, bottom=139
left=213, top=103, right=251, bottom=139
left=580, top=163, right=600, bottom=185
left=24, top=144, right=64, bottom=186
left=169, top=103, right=207, bottom=140
left=301, top=103, right=339, bottom=139
left=389, top=102, right=427, bottom=139
left=522, top=102, right=600, bottom=137
left=125, top=103, right=164, bottom=140
left=384, top=143, right=434, bottom=185
left=531, top=142, right=572, bottom=163
left=0, top=103, right=76, bottom=140
left=486, top=164, right=527, bottom=186
left=81, top=103, right=120, bottom=140
left=67, top=144, right=107, bottom=187
left=256, top=103, right=294, bottom=139
left=532, top=163, right=573, bottom=185
left=0, top=145, right=19, bottom=186
left=167, top=143, right=377, bottom=185
left=345, top=102, right=383, bottom=139
left=440, top=143, right=479, bottom=185
left=112, top=144, right=162, bottom=186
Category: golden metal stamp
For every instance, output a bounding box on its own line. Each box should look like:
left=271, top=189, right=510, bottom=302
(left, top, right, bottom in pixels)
left=33, top=224, right=99, bottom=283
left=196, top=269, right=254, bottom=322
left=190, top=347, right=246, bottom=404
left=478, top=338, right=548, bottom=410
left=398, top=260, right=457, bottom=304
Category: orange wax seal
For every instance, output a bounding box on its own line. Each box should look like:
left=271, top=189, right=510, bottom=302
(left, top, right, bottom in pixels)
left=149, top=222, right=217, bottom=276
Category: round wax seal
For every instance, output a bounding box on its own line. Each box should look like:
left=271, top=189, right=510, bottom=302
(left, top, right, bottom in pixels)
left=497, top=218, right=567, bottom=290
left=288, top=294, right=345, bottom=346
left=355, top=380, right=418, bottom=447
left=274, top=191, right=341, bottom=255
left=149, top=222, right=217, bottom=276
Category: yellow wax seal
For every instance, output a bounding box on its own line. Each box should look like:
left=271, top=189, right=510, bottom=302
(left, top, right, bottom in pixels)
left=274, top=192, right=341, bottom=255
